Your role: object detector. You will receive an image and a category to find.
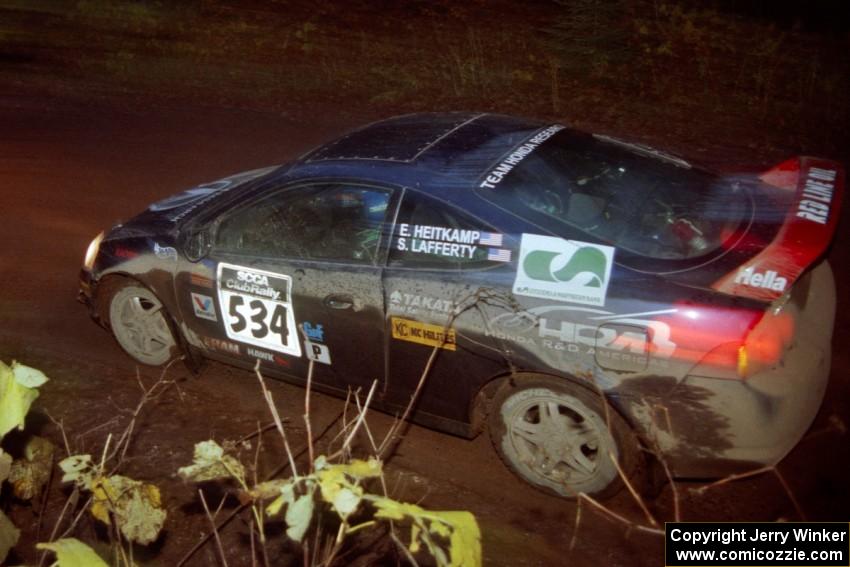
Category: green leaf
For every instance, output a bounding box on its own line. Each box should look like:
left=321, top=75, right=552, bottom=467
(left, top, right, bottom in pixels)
left=178, top=440, right=245, bottom=483
left=37, top=537, right=109, bottom=567
left=313, top=454, right=328, bottom=470
left=332, top=486, right=361, bottom=518
left=59, top=454, right=96, bottom=489
left=285, top=491, right=314, bottom=543
left=9, top=435, right=55, bottom=500
left=264, top=479, right=296, bottom=516
left=12, top=361, right=49, bottom=388
left=0, top=509, right=20, bottom=564
left=0, top=360, right=41, bottom=438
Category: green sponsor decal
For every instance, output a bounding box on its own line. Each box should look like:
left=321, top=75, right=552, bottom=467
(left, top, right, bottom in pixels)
left=522, top=246, right=607, bottom=287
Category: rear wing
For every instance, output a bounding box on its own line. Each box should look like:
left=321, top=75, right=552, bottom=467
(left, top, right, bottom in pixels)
left=712, top=157, right=844, bottom=301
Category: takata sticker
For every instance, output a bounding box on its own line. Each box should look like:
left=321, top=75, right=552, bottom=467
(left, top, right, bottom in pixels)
left=391, top=317, right=456, bottom=351
left=216, top=263, right=301, bottom=357
left=191, top=293, right=217, bottom=321
left=389, top=291, right=454, bottom=316
left=513, top=234, right=614, bottom=307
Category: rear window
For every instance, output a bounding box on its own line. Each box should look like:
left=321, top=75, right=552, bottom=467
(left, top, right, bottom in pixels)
left=476, top=128, right=748, bottom=260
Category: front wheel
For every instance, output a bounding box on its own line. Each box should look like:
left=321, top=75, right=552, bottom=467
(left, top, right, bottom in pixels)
left=106, top=281, right=178, bottom=366
left=488, top=375, right=640, bottom=498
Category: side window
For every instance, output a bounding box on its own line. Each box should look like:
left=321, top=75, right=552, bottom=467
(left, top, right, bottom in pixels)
left=214, top=184, right=391, bottom=264
left=389, top=192, right=511, bottom=269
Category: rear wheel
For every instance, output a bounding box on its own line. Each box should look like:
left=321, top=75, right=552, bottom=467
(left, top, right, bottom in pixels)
left=106, top=282, right=178, bottom=366
left=488, top=375, right=640, bottom=498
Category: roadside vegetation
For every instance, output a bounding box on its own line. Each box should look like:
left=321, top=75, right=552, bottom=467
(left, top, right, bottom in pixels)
left=1, top=356, right=482, bottom=566
left=1, top=0, right=847, bottom=162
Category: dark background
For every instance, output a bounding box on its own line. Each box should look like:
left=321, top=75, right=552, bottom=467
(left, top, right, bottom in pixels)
left=1, top=1, right=848, bottom=565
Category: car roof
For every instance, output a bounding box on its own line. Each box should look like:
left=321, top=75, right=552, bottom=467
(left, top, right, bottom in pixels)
left=294, top=112, right=546, bottom=193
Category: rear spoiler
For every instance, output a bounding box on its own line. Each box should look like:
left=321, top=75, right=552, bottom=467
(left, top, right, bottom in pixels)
left=712, top=156, right=844, bottom=301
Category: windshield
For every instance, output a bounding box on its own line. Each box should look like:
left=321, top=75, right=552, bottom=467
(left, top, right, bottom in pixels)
left=477, top=128, right=749, bottom=260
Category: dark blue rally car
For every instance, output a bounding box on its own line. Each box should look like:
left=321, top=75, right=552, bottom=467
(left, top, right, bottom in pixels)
left=79, top=113, right=842, bottom=497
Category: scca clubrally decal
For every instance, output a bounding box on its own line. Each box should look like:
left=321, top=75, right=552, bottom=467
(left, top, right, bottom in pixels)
left=216, top=263, right=301, bottom=357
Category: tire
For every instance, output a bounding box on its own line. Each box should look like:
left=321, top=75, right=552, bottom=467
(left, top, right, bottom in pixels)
left=105, top=281, right=178, bottom=366
left=488, top=375, right=640, bottom=499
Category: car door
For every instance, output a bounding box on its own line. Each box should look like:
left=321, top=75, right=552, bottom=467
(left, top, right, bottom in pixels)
left=382, top=190, right=517, bottom=429
left=178, top=181, right=397, bottom=394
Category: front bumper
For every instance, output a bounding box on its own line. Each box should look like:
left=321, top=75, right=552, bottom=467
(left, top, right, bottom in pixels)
left=78, top=268, right=100, bottom=321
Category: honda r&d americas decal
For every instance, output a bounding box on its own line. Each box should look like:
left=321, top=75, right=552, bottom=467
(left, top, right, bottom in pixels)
left=513, top=234, right=615, bottom=307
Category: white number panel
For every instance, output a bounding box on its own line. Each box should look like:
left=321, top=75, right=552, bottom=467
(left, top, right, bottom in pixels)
left=216, top=263, right=302, bottom=357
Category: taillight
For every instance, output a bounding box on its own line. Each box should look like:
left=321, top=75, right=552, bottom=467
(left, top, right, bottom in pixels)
left=654, top=302, right=794, bottom=380
left=737, top=310, right=794, bottom=378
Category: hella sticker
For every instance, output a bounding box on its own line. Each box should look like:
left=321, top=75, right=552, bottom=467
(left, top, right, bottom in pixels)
left=734, top=267, right=788, bottom=292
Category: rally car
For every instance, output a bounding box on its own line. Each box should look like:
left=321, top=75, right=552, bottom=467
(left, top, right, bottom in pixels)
left=79, top=113, right=842, bottom=497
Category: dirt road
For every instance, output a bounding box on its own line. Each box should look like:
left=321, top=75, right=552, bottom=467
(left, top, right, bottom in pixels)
left=1, top=96, right=847, bottom=566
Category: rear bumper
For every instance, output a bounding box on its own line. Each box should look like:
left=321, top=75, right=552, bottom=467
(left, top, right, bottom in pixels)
left=648, top=262, right=835, bottom=477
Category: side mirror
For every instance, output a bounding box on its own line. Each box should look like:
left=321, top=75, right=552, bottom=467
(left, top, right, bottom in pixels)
left=182, top=228, right=211, bottom=262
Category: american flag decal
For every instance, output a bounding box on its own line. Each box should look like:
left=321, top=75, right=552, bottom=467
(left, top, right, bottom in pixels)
left=479, top=232, right=503, bottom=246
left=487, top=248, right=512, bottom=262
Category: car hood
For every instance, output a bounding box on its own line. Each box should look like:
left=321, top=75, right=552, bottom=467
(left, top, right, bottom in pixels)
left=111, top=166, right=278, bottom=237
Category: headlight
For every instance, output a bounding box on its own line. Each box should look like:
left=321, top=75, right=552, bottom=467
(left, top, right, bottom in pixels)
left=83, top=231, right=105, bottom=270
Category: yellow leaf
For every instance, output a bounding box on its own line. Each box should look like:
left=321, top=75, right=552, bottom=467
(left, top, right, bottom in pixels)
left=37, top=537, right=109, bottom=567
left=9, top=436, right=55, bottom=500
left=0, top=360, right=40, bottom=438
left=90, top=477, right=114, bottom=525
left=178, top=440, right=245, bottom=483
left=439, top=511, right=481, bottom=567
left=267, top=494, right=285, bottom=516
left=0, top=450, right=10, bottom=484
left=89, top=475, right=166, bottom=545
left=409, top=523, right=421, bottom=554
left=333, top=457, right=382, bottom=479
left=0, top=509, right=20, bottom=564
left=371, top=499, right=482, bottom=567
